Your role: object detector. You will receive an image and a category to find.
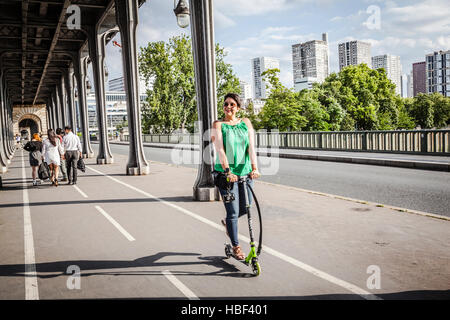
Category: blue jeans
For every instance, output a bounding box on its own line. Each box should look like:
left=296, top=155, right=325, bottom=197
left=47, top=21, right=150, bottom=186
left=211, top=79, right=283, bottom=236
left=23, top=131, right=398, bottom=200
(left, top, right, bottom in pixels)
left=218, top=178, right=254, bottom=247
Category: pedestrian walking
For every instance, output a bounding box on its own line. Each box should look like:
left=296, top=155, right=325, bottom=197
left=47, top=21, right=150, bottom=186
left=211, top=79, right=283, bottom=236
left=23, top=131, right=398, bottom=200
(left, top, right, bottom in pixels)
left=63, top=126, right=82, bottom=185
left=15, top=134, right=22, bottom=148
left=42, top=129, right=64, bottom=187
left=56, top=128, right=68, bottom=182
left=23, top=133, right=43, bottom=187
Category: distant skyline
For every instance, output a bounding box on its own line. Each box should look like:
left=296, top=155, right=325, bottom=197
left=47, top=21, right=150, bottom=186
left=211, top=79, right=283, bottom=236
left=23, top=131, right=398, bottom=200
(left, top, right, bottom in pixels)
left=102, top=0, right=450, bottom=91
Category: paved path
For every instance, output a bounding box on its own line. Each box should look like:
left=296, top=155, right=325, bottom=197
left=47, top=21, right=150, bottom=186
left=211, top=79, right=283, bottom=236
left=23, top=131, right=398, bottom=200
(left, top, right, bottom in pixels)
left=104, top=143, right=450, bottom=217
left=0, top=149, right=449, bottom=299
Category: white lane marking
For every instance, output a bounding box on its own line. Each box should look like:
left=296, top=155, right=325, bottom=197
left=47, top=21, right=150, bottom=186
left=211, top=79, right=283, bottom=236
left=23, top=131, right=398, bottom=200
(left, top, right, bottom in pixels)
left=87, top=165, right=381, bottom=300
left=162, top=270, right=199, bottom=300
left=94, top=205, right=135, bottom=242
left=21, top=150, right=39, bottom=300
left=73, top=185, right=88, bottom=198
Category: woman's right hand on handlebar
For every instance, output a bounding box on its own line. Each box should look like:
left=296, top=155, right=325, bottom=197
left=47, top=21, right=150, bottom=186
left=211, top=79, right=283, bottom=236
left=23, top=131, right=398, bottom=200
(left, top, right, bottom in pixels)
left=226, top=172, right=238, bottom=183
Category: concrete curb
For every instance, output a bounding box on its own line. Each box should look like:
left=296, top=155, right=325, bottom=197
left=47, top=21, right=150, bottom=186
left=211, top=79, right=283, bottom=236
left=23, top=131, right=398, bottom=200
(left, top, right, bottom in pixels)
left=102, top=141, right=450, bottom=172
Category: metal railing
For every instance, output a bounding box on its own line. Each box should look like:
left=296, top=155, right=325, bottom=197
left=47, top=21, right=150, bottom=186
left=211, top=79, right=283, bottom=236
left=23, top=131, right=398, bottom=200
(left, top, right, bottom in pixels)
left=121, top=129, right=450, bottom=155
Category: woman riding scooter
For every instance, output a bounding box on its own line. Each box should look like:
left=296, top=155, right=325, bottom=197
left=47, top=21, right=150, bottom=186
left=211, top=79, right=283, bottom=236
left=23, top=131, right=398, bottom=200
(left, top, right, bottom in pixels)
left=211, top=93, right=260, bottom=260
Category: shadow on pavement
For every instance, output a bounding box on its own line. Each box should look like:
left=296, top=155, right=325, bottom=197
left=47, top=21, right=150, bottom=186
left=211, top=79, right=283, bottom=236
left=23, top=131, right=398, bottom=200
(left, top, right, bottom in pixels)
left=46, top=290, right=450, bottom=300
left=0, top=252, right=252, bottom=279
left=0, top=196, right=196, bottom=209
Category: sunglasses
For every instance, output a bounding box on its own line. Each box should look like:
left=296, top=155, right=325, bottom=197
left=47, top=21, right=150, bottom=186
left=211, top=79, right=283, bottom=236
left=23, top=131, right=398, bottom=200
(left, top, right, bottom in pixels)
left=223, top=102, right=238, bottom=108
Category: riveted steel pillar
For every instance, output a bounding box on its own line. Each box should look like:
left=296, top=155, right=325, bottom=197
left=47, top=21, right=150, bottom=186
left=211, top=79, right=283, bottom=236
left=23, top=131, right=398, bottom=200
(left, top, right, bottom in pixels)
left=0, top=75, right=12, bottom=161
left=4, top=93, right=13, bottom=159
left=115, top=0, right=149, bottom=175
left=0, top=71, right=8, bottom=172
left=74, top=55, right=94, bottom=158
left=52, top=89, right=62, bottom=129
left=49, top=94, right=57, bottom=130
left=190, top=0, right=218, bottom=201
left=64, top=67, right=76, bottom=131
left=46, top=103, right=53, bottom=132
left=88, top=29, right=113, bottom=164
left=57, top=78, right=67, bottom=129
left=7, top=106, right=14, bottom=155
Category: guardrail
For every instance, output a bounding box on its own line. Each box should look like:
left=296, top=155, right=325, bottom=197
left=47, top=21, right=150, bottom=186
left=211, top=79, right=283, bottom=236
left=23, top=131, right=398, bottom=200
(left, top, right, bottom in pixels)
left=121, top=129, right=450, bottom=155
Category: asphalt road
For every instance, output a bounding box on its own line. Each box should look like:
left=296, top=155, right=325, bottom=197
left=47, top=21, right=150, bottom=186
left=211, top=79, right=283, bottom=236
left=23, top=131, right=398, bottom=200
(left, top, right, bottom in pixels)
left=2, top=149, right=450, bottom=301
left=104, top=143, right=450, bottom=217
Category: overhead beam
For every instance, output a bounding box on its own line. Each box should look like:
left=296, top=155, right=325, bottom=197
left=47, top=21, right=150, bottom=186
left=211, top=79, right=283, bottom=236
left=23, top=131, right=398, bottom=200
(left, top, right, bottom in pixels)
left=32, top=0, right=71, bottom=105
left=21, top=0, right=30, bottom=104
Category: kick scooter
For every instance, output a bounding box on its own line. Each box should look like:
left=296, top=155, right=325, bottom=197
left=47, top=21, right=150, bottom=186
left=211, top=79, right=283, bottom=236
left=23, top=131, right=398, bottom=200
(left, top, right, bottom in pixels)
left=224, top=175, right=263, bottom=276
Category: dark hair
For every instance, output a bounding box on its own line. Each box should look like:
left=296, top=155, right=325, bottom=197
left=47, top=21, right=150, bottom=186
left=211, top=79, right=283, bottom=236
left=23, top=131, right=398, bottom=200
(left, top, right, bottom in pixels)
left=64, top=125, right=72, bottom=131
left=56, top=128, right=63, bottom=135
left=224, top=93, right=241, bottom=108
left=47, top=129, right=57, bottom=146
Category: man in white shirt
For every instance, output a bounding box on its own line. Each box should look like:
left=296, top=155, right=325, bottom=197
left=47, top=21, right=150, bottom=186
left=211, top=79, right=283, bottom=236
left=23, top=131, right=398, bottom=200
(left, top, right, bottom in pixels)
left=63, top=126, right=82, bottom=185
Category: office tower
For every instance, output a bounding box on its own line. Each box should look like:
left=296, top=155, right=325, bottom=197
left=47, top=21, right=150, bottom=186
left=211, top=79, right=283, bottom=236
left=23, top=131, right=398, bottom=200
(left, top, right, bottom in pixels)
left=425, top=50, right=450, bottom=97
left=407, top=72, right=413, bottom=98
left=338, top=40, right=371, bottom=70
left=412, top=61, right=426, bottom=96
left=372, top=54, right=402, bottom=95
left=252, top=57, right=280, bottom=99
left=401, top=74, right=406, bottom=97
left=239, top=80, right=252, bottom=100
left=87, top=91, right=147, bottom=135
left=292, top=33, right=329, bottom=91
left=109, top=77, right=125, bottom=92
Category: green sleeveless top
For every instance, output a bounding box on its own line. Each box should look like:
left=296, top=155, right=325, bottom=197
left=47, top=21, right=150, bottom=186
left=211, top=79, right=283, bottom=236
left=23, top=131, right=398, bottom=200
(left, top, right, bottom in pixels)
left=214, top=120, right=252, bottom=176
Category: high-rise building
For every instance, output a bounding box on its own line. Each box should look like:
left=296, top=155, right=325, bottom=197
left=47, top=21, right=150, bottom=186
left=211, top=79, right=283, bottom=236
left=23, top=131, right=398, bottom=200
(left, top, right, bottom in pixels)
left=407, top=72, right=413, bottom=98
left=86, top=91, right=147, bottom=135
left=292, top=33, right=329, bottom=91
left=412, top=61, right=426, bottom=96
left=239, top=80, right=252, bottom=100
left=109, top=77, right=125, bottom=92
left=338, top=40, right=371, bottom=70
left=401, top=74, right=406, bottom=97
left=372, top=54, right=402, bottom=95
left=252, top=57, right=280, bottom=99
left=425, top=50, right=450, bottom=97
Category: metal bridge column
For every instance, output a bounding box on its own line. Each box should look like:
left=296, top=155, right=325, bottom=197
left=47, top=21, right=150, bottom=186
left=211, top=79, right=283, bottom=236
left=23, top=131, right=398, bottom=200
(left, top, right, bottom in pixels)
left=88, top=28, right=113, bottom=164
left=189, top=0, right=218, bottom=201
left=64, top=67, right=76, bottom=132
left=115, top=0, right=149, bottom=175
left=74, top=55, right=94, bottom=158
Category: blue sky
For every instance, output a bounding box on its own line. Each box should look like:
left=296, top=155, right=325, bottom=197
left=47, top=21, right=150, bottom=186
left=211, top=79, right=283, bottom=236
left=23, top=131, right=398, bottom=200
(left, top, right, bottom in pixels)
left=103, top=0, right=450, bottom=90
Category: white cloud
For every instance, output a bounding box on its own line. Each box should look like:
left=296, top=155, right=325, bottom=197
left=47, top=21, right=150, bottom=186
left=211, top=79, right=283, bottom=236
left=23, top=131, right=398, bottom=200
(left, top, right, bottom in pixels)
left=215, top=0, right=312, bottom=16
left=214, top=10, right=237, bottom=29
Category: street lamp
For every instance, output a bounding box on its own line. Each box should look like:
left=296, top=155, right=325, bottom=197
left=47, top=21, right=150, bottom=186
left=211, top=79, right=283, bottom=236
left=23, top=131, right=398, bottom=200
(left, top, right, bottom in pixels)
left=173, top=0, right=190, bottom=28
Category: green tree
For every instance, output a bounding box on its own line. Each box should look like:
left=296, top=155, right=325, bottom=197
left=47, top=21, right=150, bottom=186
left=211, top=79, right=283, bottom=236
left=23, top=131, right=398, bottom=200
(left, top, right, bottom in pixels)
left=139, top=40, right=178, bottom=133
left=410, top=93, right=435, bottom=128
left=139, top=35, right=240, bottom=132
left=258, top=69, right=307, bottom=131
left=395, top=97, right=416, bottom=129
left=430, top=92, right=450, bottom=128
left=216, top=44, right=241, bottom=120
left=318, top=64, right=398, bottom=130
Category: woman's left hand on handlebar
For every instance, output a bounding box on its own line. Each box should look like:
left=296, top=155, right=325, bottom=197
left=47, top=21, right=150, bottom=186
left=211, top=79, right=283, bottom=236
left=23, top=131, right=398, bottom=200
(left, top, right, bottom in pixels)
left=250, top=169, right=261, bottom=179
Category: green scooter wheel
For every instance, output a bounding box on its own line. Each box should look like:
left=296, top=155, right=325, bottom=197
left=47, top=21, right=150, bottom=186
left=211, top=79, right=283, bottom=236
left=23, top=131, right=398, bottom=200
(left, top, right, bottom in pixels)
left=251, top=259, right=261, bottom=276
